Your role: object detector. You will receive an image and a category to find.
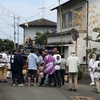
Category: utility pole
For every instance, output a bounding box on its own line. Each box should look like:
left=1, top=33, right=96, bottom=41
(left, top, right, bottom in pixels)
left=17, top=17, right=20, bottom=48
left=14, top=15, right=16, bottom=49
left=38, top=0, right=45, bottom=18
left=58, top=0, right=63, bottom=53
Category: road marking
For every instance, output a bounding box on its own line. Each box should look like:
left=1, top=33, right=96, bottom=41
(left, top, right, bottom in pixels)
left=74, top=96, right=95, bottom=100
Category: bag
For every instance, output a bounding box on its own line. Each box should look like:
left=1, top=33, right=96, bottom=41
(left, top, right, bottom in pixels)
left=39, top=66, right=44, bottom=72
left=22, top=69, right=27, bottom=75
left=64, top=74, right=69, bottom=82
left=39, top=72, right=44, bottom=78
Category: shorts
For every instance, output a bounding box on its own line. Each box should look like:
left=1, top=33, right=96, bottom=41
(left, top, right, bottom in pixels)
left=28, top=70, right=37, bottom=78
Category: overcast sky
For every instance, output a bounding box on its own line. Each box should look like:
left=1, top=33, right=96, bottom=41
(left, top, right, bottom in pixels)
left=0, top=0, right=68, bottom=44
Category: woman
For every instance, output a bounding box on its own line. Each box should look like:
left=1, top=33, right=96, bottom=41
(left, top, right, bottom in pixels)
left=43, top=50, right=55, bottom=87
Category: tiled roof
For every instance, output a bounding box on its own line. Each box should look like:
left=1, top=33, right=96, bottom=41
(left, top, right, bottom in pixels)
left=19, top=18, right=57, bottom=28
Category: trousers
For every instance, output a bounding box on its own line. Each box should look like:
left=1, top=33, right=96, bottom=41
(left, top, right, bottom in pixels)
left=0, top=65, right=7, bottom=81
left=90, top=71, right=94, bottom=83
left=95, top=78, right=100, bottom=92
left=69, top=73, right=77, bottom=89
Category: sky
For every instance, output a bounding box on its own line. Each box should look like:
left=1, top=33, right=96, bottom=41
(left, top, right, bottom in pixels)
left=0, top=0, right=68, bottom=44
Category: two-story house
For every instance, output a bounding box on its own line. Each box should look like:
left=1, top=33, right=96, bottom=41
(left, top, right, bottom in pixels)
left=19, top=18, right=57, bottom=41
left=48, top=0, right=100, bottom=63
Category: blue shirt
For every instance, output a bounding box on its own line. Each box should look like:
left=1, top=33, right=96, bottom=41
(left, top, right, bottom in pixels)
left=27, top=53, right=39, bottom=70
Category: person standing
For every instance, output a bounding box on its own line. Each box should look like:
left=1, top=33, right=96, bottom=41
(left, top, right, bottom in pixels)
left=53, top=48, right=61, bottom=87
left=27, top=49, right=39, bottom=86
left=6, top=51, right=12, bottom=79
left=10, top=49, right=24, bottom=86
left=0, top=48, right=9, bottom=83
left=88, top=54, right=95, bottom=85
left=93, top=58, right=100, bottom=93
left=43, top=50, right=55, bottom=87
left=17, top=49, right=24, bottom=85
left=67, top=50, right=80, bottom=91
left=60, top=53, right=67, bottom=86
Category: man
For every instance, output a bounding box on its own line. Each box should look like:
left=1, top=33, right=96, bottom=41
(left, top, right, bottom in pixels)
left=0, top=48, right=9, bottom=83
left=88, top=54, right=95, bottom=85
left=60, top=53, right=67, bottom=86
left=67, top=50, right=80, bottom=91
left=93, top=58, right=100, bottom=93
left=11, top=49, right=24, bottom=86
left=53, top=48, right=61, bottom=87
left=17, top=49, right=24, bottom=85
left=6, top=51, right=12, bottom=79
left=27, top=49, right=39, bottom=86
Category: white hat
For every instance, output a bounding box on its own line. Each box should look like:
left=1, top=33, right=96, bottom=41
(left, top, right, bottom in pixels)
left=71, top=50, right=75, bottom=54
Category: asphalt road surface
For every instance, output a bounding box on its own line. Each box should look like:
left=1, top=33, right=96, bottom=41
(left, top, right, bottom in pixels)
left=0, top=78, right=100, bottom=100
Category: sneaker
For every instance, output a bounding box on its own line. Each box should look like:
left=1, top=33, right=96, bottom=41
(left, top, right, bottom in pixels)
left=69, top=88, right=72, bottom=91
left=13, top=83, right=16, bottom=86
left=20, top=84, right=24, bottom=86
left=28, top=84, right=30, bottom=86
left=18, top=84, right=24, bottom=86
left=73, top=89, right=77, bottom=92
left=97, top=91, right=100, bottom=94
left=34, top=83, right=37, bottom=87
left=0, top=81, right=2, bottom=83
left=90, top=83, right=95, bottom=85
left=18, top=84, right=21, bottom=86
left=3, top=80, right=8, bottom=83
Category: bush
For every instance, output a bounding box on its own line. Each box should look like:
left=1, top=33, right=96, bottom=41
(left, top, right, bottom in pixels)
left=78, top=70, right=83, bottom=80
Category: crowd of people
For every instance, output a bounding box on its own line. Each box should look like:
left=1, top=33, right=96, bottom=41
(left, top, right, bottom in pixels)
left=0, top=47, right=100, bottom=93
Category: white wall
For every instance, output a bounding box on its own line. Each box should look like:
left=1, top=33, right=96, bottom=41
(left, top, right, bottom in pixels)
left=24, top=26, right=56, bottom=40
left=48, top=34, right=73, bottom=44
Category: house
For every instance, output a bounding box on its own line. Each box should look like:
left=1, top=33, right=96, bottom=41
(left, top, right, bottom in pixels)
left=19, top=18, right=57, bottom=41
left=48, top=0, right=100, bottom=63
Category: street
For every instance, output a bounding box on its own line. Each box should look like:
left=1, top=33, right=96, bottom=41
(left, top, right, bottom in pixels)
left=0, top=78, right=100, bottom=100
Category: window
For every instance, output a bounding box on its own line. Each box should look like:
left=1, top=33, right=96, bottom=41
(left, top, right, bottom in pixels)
left=62, top=7, right=82, bottom=28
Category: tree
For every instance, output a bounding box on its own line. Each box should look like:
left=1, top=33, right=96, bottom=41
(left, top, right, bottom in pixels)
left=6, top=39, right=14, bottom=50
left=35, top=31, right=50, bottom=45
left=70, top=5, right=100, bottom=53
left=0, top=39, right=3, bottom=49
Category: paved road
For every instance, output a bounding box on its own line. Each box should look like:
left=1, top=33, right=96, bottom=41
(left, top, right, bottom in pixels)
left=0, top=78, right=100, bottom=100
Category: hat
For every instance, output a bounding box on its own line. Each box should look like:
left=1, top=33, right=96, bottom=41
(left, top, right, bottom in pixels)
left=71, top=50, right=75, bottom=53
left=48, top=50, right=52, bottom=53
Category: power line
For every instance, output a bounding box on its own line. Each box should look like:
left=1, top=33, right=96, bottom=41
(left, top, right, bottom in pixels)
left=0, top=1, right=60, bottom=21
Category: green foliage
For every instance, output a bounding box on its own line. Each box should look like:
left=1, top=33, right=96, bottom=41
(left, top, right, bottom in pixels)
left=93, top=27, right=100, bottom=32
left=86, top=48, right=97, bottom=54
left=83, top=36, right=92, bottom=40
left=6, top=39, right=14, bottom=50
left=78, top=70, right=83, bottom=80
left=19, top=44, right=23, bottom=49
left=0, top=39, right=14, bottom=50
left=96, top=54, right=100, bottom=60
left=93, top=39, right=100, bottom=42
left=35, top=31, right=50, bottom=45
left=0, top=39, right=3, bottom=48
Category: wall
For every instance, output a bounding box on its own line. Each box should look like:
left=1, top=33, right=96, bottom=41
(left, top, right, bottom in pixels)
left=24, top=26, right=56, bottom=40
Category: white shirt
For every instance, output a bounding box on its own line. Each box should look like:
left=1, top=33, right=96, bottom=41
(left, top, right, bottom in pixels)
left=67, top=54, right=80, bottom=73
left=88, top=58, right=95, bottom=68
left=0, top=52, right=9, bottom=67
left=93, top=61, right=100, bottom=79
left=53, top=54, right=61, bottom=70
